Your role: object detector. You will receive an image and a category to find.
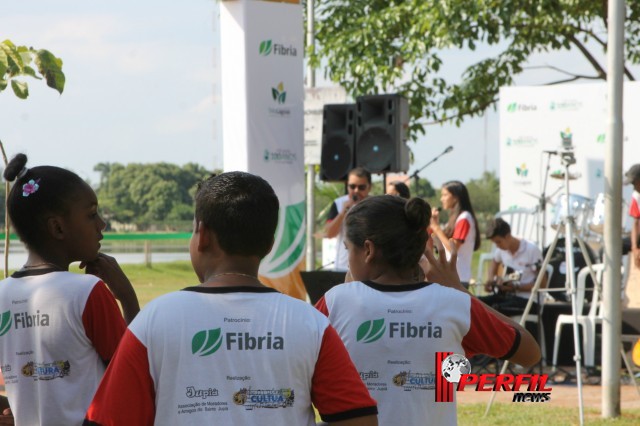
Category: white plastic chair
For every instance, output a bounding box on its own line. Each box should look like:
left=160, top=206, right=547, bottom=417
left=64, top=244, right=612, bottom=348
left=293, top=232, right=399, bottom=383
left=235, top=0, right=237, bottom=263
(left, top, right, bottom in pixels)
left=474, top=252, right=496, bottom=295
left=510, top=264, right=554, bottom=365
left=496, top=207, right=539, bottom=243
left=551, top=263, right=605, bottom=370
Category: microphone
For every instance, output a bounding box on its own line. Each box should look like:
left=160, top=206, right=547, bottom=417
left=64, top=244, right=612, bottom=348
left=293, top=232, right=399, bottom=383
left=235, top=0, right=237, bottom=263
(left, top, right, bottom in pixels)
left=444, top=146, right=454, bottom=154
left=316, top=261, right=335, bottom=271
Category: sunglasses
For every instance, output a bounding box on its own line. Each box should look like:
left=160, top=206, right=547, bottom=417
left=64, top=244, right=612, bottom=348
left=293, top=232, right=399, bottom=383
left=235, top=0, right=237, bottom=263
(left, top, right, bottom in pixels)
left=348, top=184, right=368, bottom=191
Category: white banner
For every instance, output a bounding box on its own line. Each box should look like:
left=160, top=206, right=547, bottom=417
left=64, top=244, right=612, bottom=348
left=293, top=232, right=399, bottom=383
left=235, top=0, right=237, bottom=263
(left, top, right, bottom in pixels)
left=499, top=83, right=640, bottom=246
left=220, top=0, right=306, bottom=299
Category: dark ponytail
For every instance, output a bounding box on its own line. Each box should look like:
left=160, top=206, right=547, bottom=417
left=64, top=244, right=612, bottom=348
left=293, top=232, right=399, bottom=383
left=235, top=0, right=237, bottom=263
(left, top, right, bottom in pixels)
left=346, top=196, right=431, bottom=270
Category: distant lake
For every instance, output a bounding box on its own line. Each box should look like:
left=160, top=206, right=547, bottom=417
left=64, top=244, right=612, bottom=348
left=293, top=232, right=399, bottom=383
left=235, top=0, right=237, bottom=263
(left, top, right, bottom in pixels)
left=0, top=240, right=190, bottom=271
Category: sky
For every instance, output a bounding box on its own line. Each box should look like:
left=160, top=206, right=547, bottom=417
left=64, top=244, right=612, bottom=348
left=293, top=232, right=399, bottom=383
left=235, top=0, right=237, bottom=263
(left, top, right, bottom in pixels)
left=1, top=1, right=635, bottom=189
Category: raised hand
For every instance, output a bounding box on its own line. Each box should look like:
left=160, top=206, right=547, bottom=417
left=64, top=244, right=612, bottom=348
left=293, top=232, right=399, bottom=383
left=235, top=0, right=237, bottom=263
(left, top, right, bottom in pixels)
left=424, top=237, right=464, bottom=292
left=80, top=253, right=140, bottom=324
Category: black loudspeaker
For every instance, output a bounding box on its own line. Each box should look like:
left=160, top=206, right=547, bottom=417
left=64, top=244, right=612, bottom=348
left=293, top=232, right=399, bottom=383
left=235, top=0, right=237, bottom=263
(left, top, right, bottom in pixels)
left=320, top=104, right=356, bottom=181
left=355, top=94, right=409, bottom=173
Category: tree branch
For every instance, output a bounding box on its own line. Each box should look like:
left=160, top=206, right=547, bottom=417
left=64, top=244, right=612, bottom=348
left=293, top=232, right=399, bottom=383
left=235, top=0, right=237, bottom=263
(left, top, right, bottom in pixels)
left=571, top=26, right=635, bottom=81
left=567, top=34, right=607, bottom=79
left=523, top=65, right=600, bottom=79
left=419, top=98, right=499, bottom=126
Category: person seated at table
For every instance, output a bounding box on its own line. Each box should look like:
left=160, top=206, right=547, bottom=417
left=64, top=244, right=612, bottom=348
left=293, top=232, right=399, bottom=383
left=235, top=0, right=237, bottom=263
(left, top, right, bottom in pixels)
left=479, top=218, right=547, bottom=315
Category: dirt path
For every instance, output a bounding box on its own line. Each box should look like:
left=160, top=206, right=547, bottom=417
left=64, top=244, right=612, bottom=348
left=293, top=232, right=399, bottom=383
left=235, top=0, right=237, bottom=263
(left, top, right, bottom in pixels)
left=457, top=383, right=640, bottom=410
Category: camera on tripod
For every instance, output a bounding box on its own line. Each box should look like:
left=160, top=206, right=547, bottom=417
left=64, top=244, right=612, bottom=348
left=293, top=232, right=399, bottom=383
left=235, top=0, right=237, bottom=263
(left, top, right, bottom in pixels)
left=559, top=129, right=576, bottom=166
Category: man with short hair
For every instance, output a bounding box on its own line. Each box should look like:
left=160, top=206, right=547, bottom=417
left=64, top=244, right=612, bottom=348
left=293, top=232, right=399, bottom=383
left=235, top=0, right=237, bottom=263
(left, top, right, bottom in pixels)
left=84, top=172, right=378, bottom=426
left=479, top=217, right=545, bottom=314
left=325, top=167, right=372, bottom=271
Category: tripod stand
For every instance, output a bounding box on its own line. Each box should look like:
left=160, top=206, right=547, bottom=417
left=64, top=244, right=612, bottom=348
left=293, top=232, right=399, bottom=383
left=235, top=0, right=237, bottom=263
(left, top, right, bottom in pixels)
left=485, top=150, right=598, bottom=426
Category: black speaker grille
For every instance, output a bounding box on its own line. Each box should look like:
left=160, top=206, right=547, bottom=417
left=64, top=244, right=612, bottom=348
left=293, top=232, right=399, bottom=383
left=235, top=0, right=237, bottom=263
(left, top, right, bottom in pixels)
left=321, top=136, right=353, bottom=181
left=355, top=127, right=393, bottom=172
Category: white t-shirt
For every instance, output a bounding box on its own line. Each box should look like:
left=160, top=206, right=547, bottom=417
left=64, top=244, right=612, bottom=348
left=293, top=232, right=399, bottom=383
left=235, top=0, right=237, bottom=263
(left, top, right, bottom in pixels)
left=327, top=194, right=350, bottom=271
left=316, top=280, right=520, bottom=426
left=493, top=239, right=542, bottom=299
left=0, top=269, right=126, bottom=426
left=444, top=211, right=476, bottom=282
left=86, top=286, right=377, bottom=425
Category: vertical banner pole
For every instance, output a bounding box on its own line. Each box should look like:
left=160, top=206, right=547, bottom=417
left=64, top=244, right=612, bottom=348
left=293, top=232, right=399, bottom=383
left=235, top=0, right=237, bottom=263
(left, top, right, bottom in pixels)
left=220, top=0, right=306, bottom=299
left=602, top=0, right=625, bottom=418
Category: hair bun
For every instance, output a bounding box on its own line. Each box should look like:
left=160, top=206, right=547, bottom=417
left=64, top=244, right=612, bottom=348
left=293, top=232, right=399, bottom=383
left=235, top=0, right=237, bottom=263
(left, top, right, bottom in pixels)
left=405, top=197, right=431, bottom=229
left=3, top=154, right=28, bottom=182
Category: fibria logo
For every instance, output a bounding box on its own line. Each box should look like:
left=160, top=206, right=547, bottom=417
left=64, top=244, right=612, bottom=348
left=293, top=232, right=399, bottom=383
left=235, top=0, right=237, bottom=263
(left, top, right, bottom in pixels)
left=259, top=40, right=273, bottom=56
left=0, top=310, right=50, bottom=336
left=259, top=39, right=297, bottom=57
left=357, top=318, right=442, bottom=343
left=192, top=328, right=284, bottom=356
left=357, top=319, right=386, bottom=343
left=0, top=311, right=11, bottom=337
left=192, top=329, right=223, bottom=356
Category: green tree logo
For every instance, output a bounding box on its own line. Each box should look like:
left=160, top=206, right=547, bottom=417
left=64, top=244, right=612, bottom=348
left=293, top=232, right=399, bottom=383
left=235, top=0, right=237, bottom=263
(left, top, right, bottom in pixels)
left=192, top=328, right=223, bottom=356
left=560, top=128, right=572, bottom=146
left=272, top=82, right=286, bottom=104
left=356, top=319, right=386, bottom=343
left=0, top=311, right=12, bottom=337
left=259, top=40, right=273, bottom=56
left=516, top=163, right=528, bottom=177
left=507, top=102, right=517, bottom=112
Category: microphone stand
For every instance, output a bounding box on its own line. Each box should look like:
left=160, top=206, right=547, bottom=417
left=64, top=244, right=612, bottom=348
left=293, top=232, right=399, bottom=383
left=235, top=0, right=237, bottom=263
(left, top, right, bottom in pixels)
left=410, top=147, right=453, bottom=197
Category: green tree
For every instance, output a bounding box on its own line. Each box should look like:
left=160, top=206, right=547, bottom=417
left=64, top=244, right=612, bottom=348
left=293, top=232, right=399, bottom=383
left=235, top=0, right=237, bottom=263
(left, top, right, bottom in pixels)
left=0, top=39, right=64, bottom=98
left=94, top=162, right=212, bottom=230
left=466, top=171, right=500, bottom=234
left=310, top=1, right=639, bottom=138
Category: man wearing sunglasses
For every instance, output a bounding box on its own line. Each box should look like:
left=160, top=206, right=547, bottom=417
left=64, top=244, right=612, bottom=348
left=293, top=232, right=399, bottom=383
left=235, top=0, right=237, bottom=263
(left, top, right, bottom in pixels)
left=325, top=167, right=372, bottom=271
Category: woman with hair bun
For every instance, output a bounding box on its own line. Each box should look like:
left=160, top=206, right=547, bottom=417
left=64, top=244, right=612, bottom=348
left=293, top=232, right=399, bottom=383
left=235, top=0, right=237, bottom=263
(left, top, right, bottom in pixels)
left=0, top=154, right=139, bottom=425
left=315, top=195, right=540, bottom=426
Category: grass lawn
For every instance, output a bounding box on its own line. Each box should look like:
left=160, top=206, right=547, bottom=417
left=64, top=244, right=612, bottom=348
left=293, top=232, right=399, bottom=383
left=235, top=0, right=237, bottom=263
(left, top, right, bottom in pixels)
left=70, top=260, right=198, bottom=308
left=458, top=403, right=640, bottom=425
